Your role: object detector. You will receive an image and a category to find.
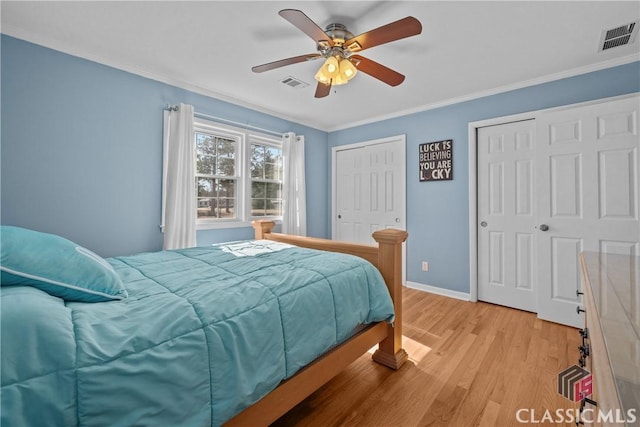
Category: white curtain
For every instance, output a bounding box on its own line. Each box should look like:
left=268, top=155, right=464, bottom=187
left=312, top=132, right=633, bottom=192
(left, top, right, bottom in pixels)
left=161, top=103, right=196, bottom=250
left=281, top=132, right=307, bottom=236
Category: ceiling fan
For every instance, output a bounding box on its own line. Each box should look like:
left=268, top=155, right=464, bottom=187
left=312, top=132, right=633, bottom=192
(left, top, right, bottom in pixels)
left=252, top=9, right=422, bottom=98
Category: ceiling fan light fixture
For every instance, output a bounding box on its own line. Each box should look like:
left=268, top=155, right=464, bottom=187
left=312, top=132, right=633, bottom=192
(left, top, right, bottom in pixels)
left=314, top=56, right=358, bottom=85
left=339, top=58, right=358, bottom=80
left=325, top=56, right=339, bottom=74
left=332, top=73, right=348, bottom=86
left=314, top=56, right=340, bottom=84
left=314, top=68, right=331, bottom=84
left=333, top=59, right=358, bottom=86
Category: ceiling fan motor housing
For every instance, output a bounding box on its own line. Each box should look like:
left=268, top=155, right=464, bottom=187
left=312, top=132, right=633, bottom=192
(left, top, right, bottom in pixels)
left=324, top=23, right=354, bottom=44
left=317, top=23, right=359, bottom=58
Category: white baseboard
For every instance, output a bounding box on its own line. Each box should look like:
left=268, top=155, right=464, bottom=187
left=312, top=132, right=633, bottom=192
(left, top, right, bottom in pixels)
left=405, top=281, right=471, bottom=302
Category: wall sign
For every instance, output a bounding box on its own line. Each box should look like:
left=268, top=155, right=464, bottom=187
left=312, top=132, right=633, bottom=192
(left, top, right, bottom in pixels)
left=419, top=139, right=453, bottom=181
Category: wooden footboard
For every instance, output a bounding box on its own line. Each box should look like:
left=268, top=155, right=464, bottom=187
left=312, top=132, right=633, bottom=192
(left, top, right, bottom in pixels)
left=224, top=221, right=408, bottom=426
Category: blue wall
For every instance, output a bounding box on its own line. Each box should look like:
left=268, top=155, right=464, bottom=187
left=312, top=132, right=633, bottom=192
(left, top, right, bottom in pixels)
left=329, top=61, right=640, bottom=294
left=1, top=35, right=328, bottom=257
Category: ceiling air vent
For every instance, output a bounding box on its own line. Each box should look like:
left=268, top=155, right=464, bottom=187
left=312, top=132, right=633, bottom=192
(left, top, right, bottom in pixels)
left=280, top=76, right=309, bottom=89
left=599, top=21, right=638, bottom=51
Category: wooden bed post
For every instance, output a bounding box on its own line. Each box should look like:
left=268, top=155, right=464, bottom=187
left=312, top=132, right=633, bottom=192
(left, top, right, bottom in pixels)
left=371, top=228, right=409, bottom=370
left=252, top=220, right=276, bottom=239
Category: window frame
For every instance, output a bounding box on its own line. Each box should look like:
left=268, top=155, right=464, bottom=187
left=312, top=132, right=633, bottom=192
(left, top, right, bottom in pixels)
left=247, top=135, right=284, bottom=220
left=194, top=117, right=283, bottom=230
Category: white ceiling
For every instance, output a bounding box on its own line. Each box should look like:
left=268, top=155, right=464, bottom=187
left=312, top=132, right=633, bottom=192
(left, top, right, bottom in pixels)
left=2, top=1, right=639, bottom=131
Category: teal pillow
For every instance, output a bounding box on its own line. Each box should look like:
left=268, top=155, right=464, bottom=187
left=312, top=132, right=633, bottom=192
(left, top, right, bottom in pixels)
left=0, top=226, right=127, bottom=302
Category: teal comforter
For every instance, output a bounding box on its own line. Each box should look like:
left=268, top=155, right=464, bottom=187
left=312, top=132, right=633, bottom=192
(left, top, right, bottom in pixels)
left=1, top=240, right=394, bottom=426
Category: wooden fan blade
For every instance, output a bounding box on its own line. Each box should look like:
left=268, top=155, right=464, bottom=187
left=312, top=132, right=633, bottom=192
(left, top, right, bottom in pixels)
left=315, top=81, right=331, bottom=98
left=351, top=55, right=405, bottom=86
left=344, top=16, right=421, bottom=52
left=279, top=9, right=334, bottom=47
left=252, top=54, right=321, bottom=73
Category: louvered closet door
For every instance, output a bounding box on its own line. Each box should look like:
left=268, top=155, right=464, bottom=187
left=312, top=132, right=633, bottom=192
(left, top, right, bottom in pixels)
left=478, top=120, right=537, bottom=312
left=536, top=95, right=640, bottom=327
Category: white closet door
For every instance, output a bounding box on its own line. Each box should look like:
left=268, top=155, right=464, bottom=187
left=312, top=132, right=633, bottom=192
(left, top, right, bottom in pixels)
left=536, top=95, right=639, bottom=327
left=478, top=120, right=537, bottom=312
left=335, top=137, right=406, bottom=245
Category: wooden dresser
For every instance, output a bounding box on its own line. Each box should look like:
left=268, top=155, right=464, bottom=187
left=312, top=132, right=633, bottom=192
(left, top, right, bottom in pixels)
left=579, top=252, right=640, bottom=426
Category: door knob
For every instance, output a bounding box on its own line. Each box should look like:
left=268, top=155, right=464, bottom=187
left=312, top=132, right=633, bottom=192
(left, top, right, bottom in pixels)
left=338, top=215, right=342, bottom=219
left=480, top=221, right=488, bottom=227
left=539, top=224, right=549, bottom=232
left=395, top=218, right=400, bottom=223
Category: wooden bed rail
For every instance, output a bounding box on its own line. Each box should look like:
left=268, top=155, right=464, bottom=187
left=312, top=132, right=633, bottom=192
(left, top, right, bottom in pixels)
left=252, top=220, right=379, bottom=266
left=252, top=220, right=408, bottom=369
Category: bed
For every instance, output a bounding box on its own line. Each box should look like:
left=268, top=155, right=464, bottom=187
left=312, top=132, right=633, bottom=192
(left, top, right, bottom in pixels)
left=1, top=220, right=407, bottom=426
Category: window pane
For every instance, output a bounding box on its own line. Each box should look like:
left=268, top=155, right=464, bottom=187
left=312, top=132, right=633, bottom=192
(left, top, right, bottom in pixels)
left=217, top=157, right=235, bottom=176
left=196, top=177, right=237, bottom=220
left=215, top=138, right=235, bottom=176
left=197, top=178, right=215, bottom=197
left=217, top=138, right=235, bottom=157
left=251, top=181, right=266, bottom=198
left=209, top=199, right=220, bottom=218
left=197, top=198, right=215, bottom=218
left=266, top=182, right=281, bottom=199
left=265, top=199, right=282, bottom=216
left=251, top=144, right=265, bottom=178
left=249, top=143, right=283, bottom=218
left=266, top=147, right=281, bottom=161
left=219, top=179, right=235, bottom=198
left=196, top=134, right=236, bottom=176
left=251, top=199, right=265, bottom=216
left=198, top=156, right=216, bottom=175
left=216, top=198, right=235, bottom=219
left=265, top=147, right=282, bottom=180
left=264, top=163, right=275, bottom=180
left=196, top=133, right=217, bottom=174
left=264, top=162, right=282, bottom=181
left=196, top=133, right=212, bottom=155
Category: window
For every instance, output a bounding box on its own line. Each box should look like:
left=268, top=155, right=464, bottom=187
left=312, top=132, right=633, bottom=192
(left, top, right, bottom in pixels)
left=250, top=140, right=283, bottom=217
left=195, top=132, right=238, bottom=220
left=194, top=118, right=282, bottom=229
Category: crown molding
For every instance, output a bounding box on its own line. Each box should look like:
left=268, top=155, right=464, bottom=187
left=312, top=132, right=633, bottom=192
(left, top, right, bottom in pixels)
left=327, top=53, right=640, bottom=132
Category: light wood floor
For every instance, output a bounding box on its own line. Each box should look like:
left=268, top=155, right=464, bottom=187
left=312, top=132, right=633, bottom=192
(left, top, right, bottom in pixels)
left=272, top=287, right=582, bottom=427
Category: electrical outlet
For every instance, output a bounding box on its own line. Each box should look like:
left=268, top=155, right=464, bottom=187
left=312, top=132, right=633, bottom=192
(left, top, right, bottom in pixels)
left=421, top=261, right=429, bottom=272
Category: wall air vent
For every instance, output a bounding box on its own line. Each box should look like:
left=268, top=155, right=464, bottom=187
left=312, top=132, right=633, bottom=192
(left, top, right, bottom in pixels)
left=599, top=21, right=638, bottom=51
left=280, top=76, right=309, bottom=89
